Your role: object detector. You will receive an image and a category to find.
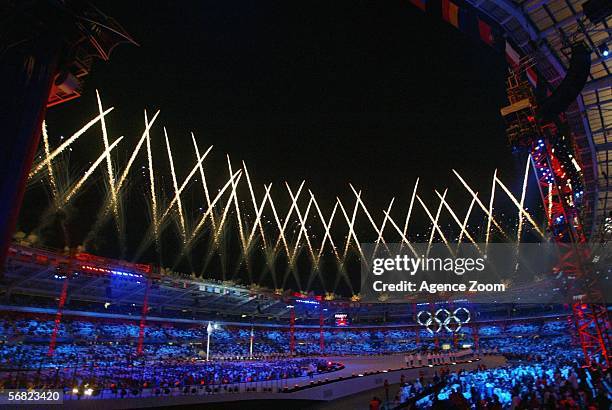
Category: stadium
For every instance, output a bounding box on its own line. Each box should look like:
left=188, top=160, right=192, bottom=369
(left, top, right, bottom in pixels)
left=1, top=1, right=611, bottom=409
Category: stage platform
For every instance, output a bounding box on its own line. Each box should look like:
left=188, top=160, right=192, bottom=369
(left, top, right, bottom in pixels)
left=25, top=354, right=507, bottom=409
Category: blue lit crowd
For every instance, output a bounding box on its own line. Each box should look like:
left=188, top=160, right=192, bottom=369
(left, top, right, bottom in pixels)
left=0, top=315, right=610, bottom=407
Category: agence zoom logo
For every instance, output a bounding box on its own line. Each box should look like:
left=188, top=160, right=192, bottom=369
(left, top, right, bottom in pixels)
left=416, top=308, right=471, bottom=334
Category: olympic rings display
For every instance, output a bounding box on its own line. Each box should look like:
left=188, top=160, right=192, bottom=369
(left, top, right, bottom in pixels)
left=416, top=307, right=471, bottom=334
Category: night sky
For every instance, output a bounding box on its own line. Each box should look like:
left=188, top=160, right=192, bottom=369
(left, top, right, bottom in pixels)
left=23, top=0, right=527, bottom=290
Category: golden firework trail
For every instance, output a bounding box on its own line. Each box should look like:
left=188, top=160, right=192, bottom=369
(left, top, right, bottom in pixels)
left=337, top=194, right=364, bottom=262
left=417, top=191, right=452, bottom=256
left=494, top=175, right=544, bottom=237
left=192, top=133, right=217, bottom=231
left=516, top=155, right=531, bottom=243
left=485, top=169, right=498, bottom=250
left=266, top=187, right=292, bottom=260
left=84, top=110, right=162, bottom=248
left=96, top=91, right=121, bottom=234
left=145, top=111, right=159, bottom=243
left=184, top=170, right=243, bottom=253
left=310, top=192, right=340, bottom=264
left=226, top=156, right=247, bottom=254
left=62, top=137, right=124, bottom=205
left=164, top=127, right=187, bottom=242
left=399, top=178, right=419, bottom=252
left=271, top=181, right=305, bottom=256
left=245, top=183, right=272, bottom=250
left=349, top=184, right=392, bottom=255
left=213, top=164, right=243, bottom=245
left=287, top=183, right=315, bottom=264
left=243, top=162, right=269, bottom=251
left=116, top=110, right=161, bottom=192
left=30, top=107, right=114, bottom=179
left=452, top=169, right=508, bottom=239
left=435, top=190, right=479, bottom=249
left=159, top=144, right=213, bottom=222
left=372, top=197, right=395, bottom=257
left=382, top=211, right=418, bottom=257
left=42, top=121, right=59, bottom=199
left=457, top=195, right=477, bottom=250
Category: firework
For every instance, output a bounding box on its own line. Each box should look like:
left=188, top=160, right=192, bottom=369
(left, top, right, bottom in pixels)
left=485, top=169, right=498, bottom=250
left=164, top=127, right=187, bottom=242
left=42, top=121, right=59, bottom=199
left=61, top=137, right=124, bottom=205
left=30, top=107, right=114, bottom=179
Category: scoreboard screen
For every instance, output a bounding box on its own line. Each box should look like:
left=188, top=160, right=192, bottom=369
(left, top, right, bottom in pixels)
left=334, top=313, right=349, bottom=326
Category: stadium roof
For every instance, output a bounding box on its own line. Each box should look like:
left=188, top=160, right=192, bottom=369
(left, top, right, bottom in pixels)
left=466, top=0, right=611, bottom=237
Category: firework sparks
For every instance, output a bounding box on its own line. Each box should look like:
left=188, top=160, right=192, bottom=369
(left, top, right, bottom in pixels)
left=485, top=169, right=498, bottom=250
left=61, top=137, right=124, bottom=205
left=145, top=111, right=159, bottom=244
left=30, top=107, right=114, bottom=179
left=349, top=184, right=392, bottom=255
left=457, top=195, right=477, bottom=250
left=417, top=191, right=452, bottom=256
left=287, top=183, right=315, bottom=265
left=42, top=121, right=59, bottom=199
left=192, top=133, right=217, bottom=232
left=243, top=162, right=269, bottom=251
left=164, top=127, right=187, bottom=242
left=183, top=170, right=243, bottom=254
left=516, top=155, right=531, bottom=243
left=494, top=175, right=544, bottom=237
left=452, top=169, right=508, bottom=239
left=159, top=144, right=213, bottom=222
left=337, top=194, right=364, bottom=262
left=310, top=192, right=340, bottom=264
left=399, top=178, right=419, bottom=253
left=227, top=156, right=247, bottom=254
left=435, top=190, right=479, bottom=250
